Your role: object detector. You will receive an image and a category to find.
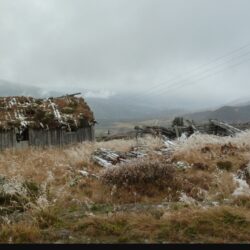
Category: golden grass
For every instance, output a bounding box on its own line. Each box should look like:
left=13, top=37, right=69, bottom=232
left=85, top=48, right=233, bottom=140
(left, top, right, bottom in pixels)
left=0, top=132, right=249, bottom=243
left=72, top=206, right=250, bottom=243
left=0, top=223, right=41, bottom=243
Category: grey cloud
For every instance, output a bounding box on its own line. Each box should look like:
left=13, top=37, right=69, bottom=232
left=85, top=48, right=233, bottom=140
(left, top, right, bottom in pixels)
left=1, top=0, right=250, bottom=109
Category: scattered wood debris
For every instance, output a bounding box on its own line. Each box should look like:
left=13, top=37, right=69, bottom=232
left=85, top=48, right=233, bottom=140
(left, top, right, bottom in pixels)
left=93, top=117, right=245, bottom=168
left=92, top=137, right=176, bottom=168
left=135, top=118, right=243, bottom=140
left=91, top=147, right=147, bottom=168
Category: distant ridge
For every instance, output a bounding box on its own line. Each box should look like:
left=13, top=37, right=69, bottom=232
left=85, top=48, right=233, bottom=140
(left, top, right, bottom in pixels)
left=2, top=78, right=250, bottom=124
left=0, top=78, right=62, bottom=98
left=184, top=104, right=250, bottom=123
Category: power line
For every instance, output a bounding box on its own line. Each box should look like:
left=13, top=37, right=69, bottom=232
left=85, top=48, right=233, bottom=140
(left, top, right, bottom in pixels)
left=151, top=54, right=250, bottom=97
left=123, top=41, right=250, bottom=104
left=146, top=49, right=250, bottom=96
left=142, top=47, right=250, bottom=96
left=138, top=40, right=250, bottom=96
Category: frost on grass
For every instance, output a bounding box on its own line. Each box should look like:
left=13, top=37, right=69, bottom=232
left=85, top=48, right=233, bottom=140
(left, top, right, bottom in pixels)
left=232, top=174, right=250, bottom=197
left=176, top=130, right=250, bottom=153
left=0, top=175, right=50, bottom=214
left=100, top=158, right=176, bottom=190
left=1, top=132, right=250, bottom=243
left=179, top=192, right=196, bottom=205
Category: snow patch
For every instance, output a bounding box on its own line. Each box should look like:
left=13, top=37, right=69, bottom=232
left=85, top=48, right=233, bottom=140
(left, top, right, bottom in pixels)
left=179, top=192, right=196, bottom=204
left=232, top=174, right=250, bottom=197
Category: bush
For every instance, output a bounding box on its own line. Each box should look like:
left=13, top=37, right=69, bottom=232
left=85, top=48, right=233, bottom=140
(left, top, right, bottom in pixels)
left=100, top=158, right=176, bottom=191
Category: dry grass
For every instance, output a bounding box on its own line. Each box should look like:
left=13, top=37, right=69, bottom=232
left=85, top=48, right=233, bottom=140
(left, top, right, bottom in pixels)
left=0, top=132, right=250, bottom=243
left=100, top=157, right=175, bottom=189
left=99, top=157, right=180, bottom=202
left=0, top=223, right=41, bottom=243
left=173, top=136, right=250, bottom=173
left=176, top=130, right=250, bottom=151
left=209, top=172, right=237, bottom=201
left=72, top=206, right=250, bottom=243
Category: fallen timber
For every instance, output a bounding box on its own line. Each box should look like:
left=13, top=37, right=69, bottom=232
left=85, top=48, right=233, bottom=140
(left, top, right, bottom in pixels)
left=92, top=147, right=148, bottom=168
left=96, top=118, right=248, bottom=143
left=135, top=118, right=244, bottom=139
left=92, top=119, right=246, bottom=168
left=209, top=119, right=241, bottom=135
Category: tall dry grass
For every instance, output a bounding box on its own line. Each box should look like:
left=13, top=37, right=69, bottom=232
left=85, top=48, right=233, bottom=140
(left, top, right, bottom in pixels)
left=72, top=206, right=250, bottom=243
left=0, top=135, right=164, bottom=207
left=176, top=130, right=250, bottom=152
left=0, top=132, right=250, bottom=243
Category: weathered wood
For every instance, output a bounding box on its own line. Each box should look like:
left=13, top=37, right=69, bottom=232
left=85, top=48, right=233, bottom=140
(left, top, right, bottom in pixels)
left=23, top=126, right=94, bottom=149
left=185, top=119, right=198, bottom=132
left=209, top=119, right=241, bottom=135
left=174, top=125, right=180, bottom=138
left=56, top=92, right=81, bottom=98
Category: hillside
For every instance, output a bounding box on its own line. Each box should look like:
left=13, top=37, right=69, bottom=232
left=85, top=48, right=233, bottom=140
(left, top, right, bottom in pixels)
left=185, top=104, right=250, bottom=123
left=3, top=78, right=250, bottom=126
left=0, top=79, right=187, bottom=125
left=0, top=79, right=62, bottom=98
left=86, top=95, right=186, bottom=124
left=0, top=132, right=250, bottom=243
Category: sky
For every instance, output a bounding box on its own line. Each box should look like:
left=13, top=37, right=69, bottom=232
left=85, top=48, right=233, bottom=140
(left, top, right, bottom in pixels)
left=1, top=0, right=250, bottom=109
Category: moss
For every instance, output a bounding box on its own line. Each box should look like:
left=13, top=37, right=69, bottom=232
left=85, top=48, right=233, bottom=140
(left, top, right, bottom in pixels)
left=0, top=192, right=13, bottom=209
left=0, top=224, right=41, bottom=243
left=23, top=180, right=40, bottom=198
left=35, top=99, right=43, bottom=105
left=25, top=107, right=36, bottom=116
left=90, top=203, right=113, bottom=214
left=217, top=161, right=233, bottom=171
left=0, top=192, right=27, bottom=215
left=221, top=210, right=247, bottom=226
left=0, top=95, right=94, bottom=130
left=34, top=109, right=46, bottom=121
left=35, top=208, right=61, bottom=229
left=99, top=221, right=127, bottom=236
left=68, top=100, right=78, bottom=109
left=232, top=196, right=250, bottom=208
left=41, top=112, right=55, bottom=124
left=61, top=107, right=75, bottom=114
left=7, top=120, right=21, bottom=127
left=183, top=226, right=198, bottom=239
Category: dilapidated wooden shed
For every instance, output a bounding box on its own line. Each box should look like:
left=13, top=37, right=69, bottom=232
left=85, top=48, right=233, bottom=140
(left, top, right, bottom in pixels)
left=0, top=94, right=95, bottom=150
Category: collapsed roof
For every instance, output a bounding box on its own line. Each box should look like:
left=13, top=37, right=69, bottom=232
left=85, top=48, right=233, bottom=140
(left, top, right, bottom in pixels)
left=0, top=95, right=95, bottom=131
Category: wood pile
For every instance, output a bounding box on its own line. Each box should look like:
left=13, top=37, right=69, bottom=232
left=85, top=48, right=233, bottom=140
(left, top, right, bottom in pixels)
left=92, top=147, right=147, bottom=168
left=135, top=118, right=243, bottom=139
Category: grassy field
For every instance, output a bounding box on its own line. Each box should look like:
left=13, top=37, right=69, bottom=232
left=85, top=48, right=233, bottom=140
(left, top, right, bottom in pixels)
left=95, top=118, right=173, bottom=137
left=0, top=132, right=250, bottom=243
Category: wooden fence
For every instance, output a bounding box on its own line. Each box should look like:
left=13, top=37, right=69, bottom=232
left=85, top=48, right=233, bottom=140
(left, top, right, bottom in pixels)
left=0, top=126, right=94, bottom=150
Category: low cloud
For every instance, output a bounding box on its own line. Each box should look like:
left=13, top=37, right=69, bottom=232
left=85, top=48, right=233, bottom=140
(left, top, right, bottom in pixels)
left=1, top=0, right=250, bottom=108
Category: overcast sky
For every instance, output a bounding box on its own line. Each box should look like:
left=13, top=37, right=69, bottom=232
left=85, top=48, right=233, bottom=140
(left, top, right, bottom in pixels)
left=1, top=0, right=250, bottom=108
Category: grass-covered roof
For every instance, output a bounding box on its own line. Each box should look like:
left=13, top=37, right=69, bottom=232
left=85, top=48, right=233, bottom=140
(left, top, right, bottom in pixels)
left=0, top=95, right=95, bottom=130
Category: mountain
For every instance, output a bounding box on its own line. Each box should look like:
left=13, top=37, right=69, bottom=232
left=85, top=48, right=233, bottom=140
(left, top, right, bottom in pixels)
left=0, top=79, right=187, bottom=125
left=185, top=105, right=250, bottom=123
left=0, top=79, right=42, bottom=97
left=0, top=79, right=63, bottom=98
left=3, top=78, right=250, bottom=124
left=86, top=94, right=186, bottom=125
left=224, top=97, right=250, bottom=107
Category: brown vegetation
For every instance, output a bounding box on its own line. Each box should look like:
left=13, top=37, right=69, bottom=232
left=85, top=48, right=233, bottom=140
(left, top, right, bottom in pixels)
left=0, top=133, right=250, bottom=243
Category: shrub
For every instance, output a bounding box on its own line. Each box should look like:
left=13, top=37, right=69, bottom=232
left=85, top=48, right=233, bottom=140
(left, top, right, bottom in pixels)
left=100, top=158, right=176, bottom=192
